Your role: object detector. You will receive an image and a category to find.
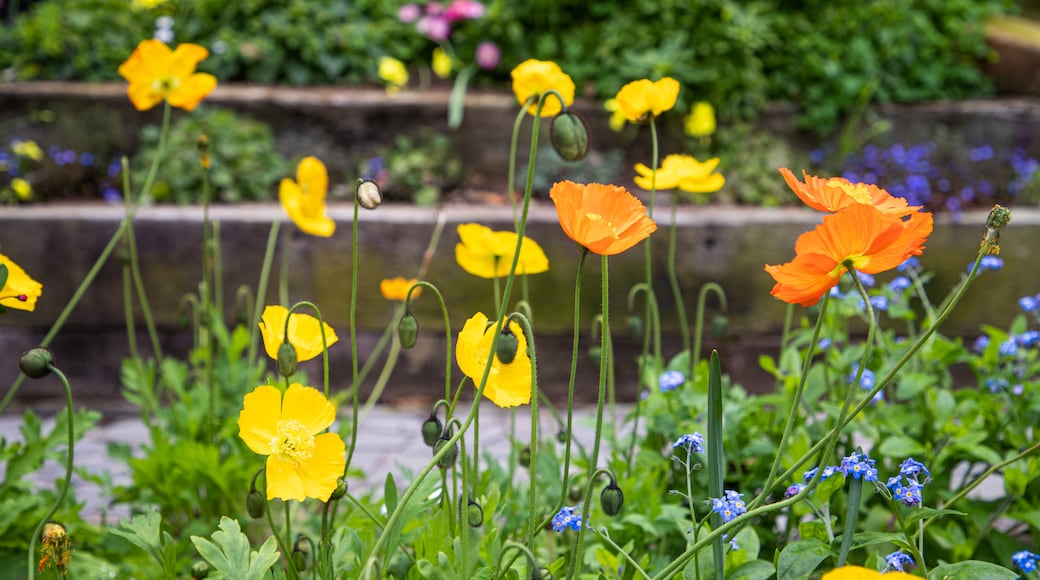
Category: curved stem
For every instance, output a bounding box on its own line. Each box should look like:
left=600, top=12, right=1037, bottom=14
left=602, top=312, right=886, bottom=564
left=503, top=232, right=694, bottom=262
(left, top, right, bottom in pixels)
left=566, top=467, right=615, bottom=579
left=247, top=220, right=281, bottom=364
left=492, top=541, right=540, bottom=580
left=667, top=196, right=691, bottom=355
left=26, top=364, right=74, bottom=580
left=692, top=283, right=728, bottom=381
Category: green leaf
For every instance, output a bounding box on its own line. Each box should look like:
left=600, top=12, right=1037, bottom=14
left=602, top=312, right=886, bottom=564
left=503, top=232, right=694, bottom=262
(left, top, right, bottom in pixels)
left=707, top=350, right=725, bottom=580
left=0, top=264, right=8, bottom=291
left=798, top=521, right=830, bottom=544
left=927, top=560, right=1019, bottom=580
left=904, top=507, right=965, bottom=527
left=190, top=517, right=280, bottom=580
left=878, top=436, right=926, bottom=458
left=110, top=511, right=179, bottom=577
left=384, top=472, right=398, bottom=514
left=729, top=560, right=776, bottom=580
left=777, top=539, right=831, bottom=580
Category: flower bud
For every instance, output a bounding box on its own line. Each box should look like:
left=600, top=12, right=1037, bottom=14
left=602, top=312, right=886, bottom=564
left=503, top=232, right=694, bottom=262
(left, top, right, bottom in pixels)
left=357, top=179, right=382, bottom=210
left=568, top=484, right=583, bottom=503
left=434, top=434, right=458, bottom=469
left=550, top=111, right=590, bottom=161
left=197, top=134, right=211, bottom=170
left=19, top=347, right=54, bottom=379
left=588, top=345, right=601, bottom=366
left=518, top=446, right=531, bottom=467
left=600, top=480, right=624, bottom=516
left=556, top=430, right=568, bottom=444
left=246, top=489, right=266, bottom=519
left=329, top=477, right=347, bottom=500
left=495, top=329, right=519, bottom=364
left=711, top=314, right=728, bottom=337
left=398, top=312, right=418, bottom=349
left=277, top=342, right=298, bottom=377
left=627, top=315, right=643, bottom=339
left=532, top=567, right=552, bottom=580
left=421, top=414, right=443, bottom=447
left=987, top=204, right=1012, bottom=230
left=292, top=535, right=312, bottom=571
left=467, top=497, right=484, bottom=528
left=191, top=561, right=211, bottom=579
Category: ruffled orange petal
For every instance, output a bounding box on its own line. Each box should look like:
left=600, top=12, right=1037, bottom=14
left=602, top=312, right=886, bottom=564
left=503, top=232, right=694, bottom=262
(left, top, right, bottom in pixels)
left=167, top=72, right=217, bottom=111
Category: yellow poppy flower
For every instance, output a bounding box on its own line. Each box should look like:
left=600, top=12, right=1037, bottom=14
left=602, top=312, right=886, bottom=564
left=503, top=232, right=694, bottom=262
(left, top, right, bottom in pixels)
left=11, top=140, right=43, bottom=161
left=822, top=565, right=918, bottom=580
left=455, top=312, right=532, bottom=408
left=685, top=101, right=716, bottom=138
left=279, top=156, right=335, bottom=237
left=11, top=178, right=32, bottom=201
left=455, top=223, right=549, bottom=278
left=258, top=305, right=339, bottom=362
left=379, top=57, right=409, bottom=94
left=614, top=77, right=680, bottom=123
left=633, top=154, right=725, bottom=193
left=237, top=383, right=346, bottom=501
left=380, top=277, right=421, bottom=301
left=510, top=59, right=575, bottom=117
left=117, top=39, right=217, bottom=112
left=603, top=98, right=627, bottom=132
left=0, top=253, right=43, bottom=312
left=432, top=48, right=453, bottom=79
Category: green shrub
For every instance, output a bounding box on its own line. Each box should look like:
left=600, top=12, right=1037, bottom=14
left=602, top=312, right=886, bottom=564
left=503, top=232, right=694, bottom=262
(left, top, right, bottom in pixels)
left=132, top=107, right=287, bottom=204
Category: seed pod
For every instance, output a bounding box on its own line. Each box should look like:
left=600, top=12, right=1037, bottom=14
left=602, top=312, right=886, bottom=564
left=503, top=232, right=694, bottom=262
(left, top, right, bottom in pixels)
left=398, top=312, right=419, bottom=349
left=434, top=434, right=459, bottom=469
left=291, top=535, right=312, bottom=571
left=277, top=342, right=298, bottom=377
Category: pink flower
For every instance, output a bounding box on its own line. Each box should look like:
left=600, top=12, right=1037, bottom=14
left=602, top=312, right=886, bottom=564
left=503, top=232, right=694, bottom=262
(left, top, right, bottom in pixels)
left=444, top=0, right=485, bottom=21
left=398, top=3, right=421, bottom=23
left=416, top=15, right=451, bottom=41
left=475, top=41, right=500, bottom=70
left=425, top=2, right=443, bottom=15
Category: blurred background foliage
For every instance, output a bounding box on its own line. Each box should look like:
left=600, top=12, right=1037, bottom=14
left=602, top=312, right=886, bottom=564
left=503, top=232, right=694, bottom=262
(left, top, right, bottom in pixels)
left=0, top=0, right=1018, bottom=132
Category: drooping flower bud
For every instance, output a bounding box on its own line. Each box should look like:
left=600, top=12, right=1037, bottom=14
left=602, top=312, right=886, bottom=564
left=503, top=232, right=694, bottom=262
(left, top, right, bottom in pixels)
left=246, top=489, right=266, bottom=518
left=711, top=314, right=728, bottom=337
left=600, top=479, right=625, bottom=516
left=277, top=342, right=298, bottom=377
left=191, top=561, right=211, bottom=579
left=495, top=328, right=519, bottom=364
left=398, top=311, right=419, bottom=349
left=518, top=446, right=532, bottom=467
left=329, top=477, right=347, bottom=500
left=627, top=315, right=643, bottom=339
left=467, top=497, right=484, bottom=527
left=421, top=414, right=443, bottom=447
left=550, top=111, right=590, bottom=162
left=292, top=535, right=312, bottom=571
left=357, top=179, right=382, bottom=210
left=531, top=567, right=552, bottom=580
left=434, top=433, right=459, bottom=469
left=588, top=345, right=601, bottom=366
left=568, top=484, right=583, bottom=503
left=19, top=347, right=54, bottom=379
left=556, top=430, right=568, bottom=445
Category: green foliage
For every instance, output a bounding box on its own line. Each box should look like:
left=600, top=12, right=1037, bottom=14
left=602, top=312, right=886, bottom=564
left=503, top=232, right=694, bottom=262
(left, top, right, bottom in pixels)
left=189, top=517, right=281, bottom=580
left=0, top=0, right=1015, bottom=132
left=109, top=512, right=180, bottom=577
left=132, top=107, right=287, bottom=204
left=369, top=132, right=463, bottom=206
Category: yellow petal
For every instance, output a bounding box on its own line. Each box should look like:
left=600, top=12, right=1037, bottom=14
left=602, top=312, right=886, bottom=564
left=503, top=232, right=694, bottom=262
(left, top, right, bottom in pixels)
left=259, top=305, right=290, bottom=360
left=297, top=432, right=346, bottom=501
left=821, top=566, right=882, bottom=580
left=0, top=253, right=43, bottom=312
left=167, top=43, right=210, bottom=79
left=238, top=385, right=282, bottom=455
left=166, top=73, right=217, bottom=112
left=281, top=384, right=336, bottom=435
left=285, top=310, right=339, bottom=361
left=266, top=454, right=308, bottom=501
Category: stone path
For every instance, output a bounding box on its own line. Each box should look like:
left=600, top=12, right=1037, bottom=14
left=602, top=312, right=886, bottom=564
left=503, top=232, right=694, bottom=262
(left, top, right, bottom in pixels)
left=0, top=403, right=621, bottom=523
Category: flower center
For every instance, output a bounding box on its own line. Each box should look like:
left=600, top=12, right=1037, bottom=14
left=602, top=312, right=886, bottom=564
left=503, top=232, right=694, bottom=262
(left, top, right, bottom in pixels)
left=271, top=419, right=315, bottom=466
left=827, top=180, right=873, bottom=204
left=585, top=212, right=620, bottom=239
left=151, top=76, right=180, bottom=97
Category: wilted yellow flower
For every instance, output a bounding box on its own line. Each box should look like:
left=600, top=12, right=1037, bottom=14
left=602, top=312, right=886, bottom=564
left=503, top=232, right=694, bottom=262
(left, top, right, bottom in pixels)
left=37, top=521, right=71, bottom=575
left=10, top=178, right=32, bottom=201
left=455, top=223, right=549, bottom=278
left=510, top=59, right=575, bottom=117
left=279, top=156, right=335, bottom=237
left=0, top=253, right=43, bottom=312
left=634, top=154, right=725, bottom=193
left=379, top=57, right=409, bottom=94
left=685, top=102, right=716, bottom=138
left=455, top=312, right=532, bottom=408
left=603, top=99, right=627, bottom=132
left=258, top=305, right=339, bottom=362
left=432, top=48, right=453, bottom=79
left=615, top=77, right=680, bottom=123
left=238, top=383, right=346, bottom=501
left=118, top=39, right=217, bottom=111
left=11, top=140, right=43, bottom=161
left=380, top=277, right=421, bottom=301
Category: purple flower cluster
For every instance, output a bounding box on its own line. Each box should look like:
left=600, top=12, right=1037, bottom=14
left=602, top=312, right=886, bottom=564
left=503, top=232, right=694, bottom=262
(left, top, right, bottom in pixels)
left=710, top=490, right=747, bottom=523
left=398, top=1, right=485, bottom=41
left=659, top=370, right=685, bottom=392
left=886, top=458, right=930, bottom=507
left=885, top=550, right=915, bottom=572
left=1013, top=550, right=1038, bottom=574
left=838, top=451, right=878, bottom=482
left=672, top=432, right=705, bottom=453
left=551, top=505, right=585, bottom=532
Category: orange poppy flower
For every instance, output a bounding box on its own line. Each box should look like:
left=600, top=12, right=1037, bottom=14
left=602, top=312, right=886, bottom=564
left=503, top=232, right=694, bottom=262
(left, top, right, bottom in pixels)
left=549, top=181, right=658, bottom=256
left=780, top=168, right=921, bottom=217
left=765, top=204, right=933, bottom=307
left=118, top=39, right=217, bottom=112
